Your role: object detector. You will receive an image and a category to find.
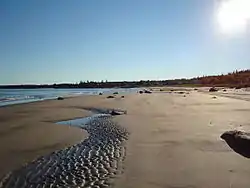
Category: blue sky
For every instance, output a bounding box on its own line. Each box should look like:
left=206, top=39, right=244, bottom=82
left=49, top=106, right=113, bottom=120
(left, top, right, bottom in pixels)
left=0, top=0, right=249, bottom=84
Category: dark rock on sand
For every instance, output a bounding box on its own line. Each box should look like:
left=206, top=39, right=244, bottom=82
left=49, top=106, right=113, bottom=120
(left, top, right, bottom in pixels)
left=212, top=96, right=217, bottom=99
left=121, top=96, right=125, bottom=98
left=144, top=90, right=152, bottom=94
left=113, top=92, right=119, bottom=95
left=221, top=130, right=250, bottom=158
left=209, top=87, right=218, bottom=92
left=57, top=97, right=64, bottom=100
left=223, top=89, right=227, bottom=92
left=99, top=92, right=103, bottom=95
left=107, top=95, right=115, bottom=99
left=139, top=90, right=144, bottom=94
left=177, top=91, right=185, bottom=94
left=110, top=110, right=126, bottom=116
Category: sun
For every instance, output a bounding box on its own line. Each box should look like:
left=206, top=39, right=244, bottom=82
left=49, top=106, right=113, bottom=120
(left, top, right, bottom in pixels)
left=216, top=0, right=250, bottom=34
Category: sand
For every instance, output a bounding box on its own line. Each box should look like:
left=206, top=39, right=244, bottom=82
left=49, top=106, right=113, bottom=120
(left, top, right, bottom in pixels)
left=0, top=89, right=250, bottom=187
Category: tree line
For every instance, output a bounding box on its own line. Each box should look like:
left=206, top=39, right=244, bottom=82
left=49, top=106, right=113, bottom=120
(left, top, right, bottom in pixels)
left=0, top=69, right=249, bottom=89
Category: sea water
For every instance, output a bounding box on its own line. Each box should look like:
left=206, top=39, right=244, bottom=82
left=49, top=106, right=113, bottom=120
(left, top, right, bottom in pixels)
left=0, top=88, right=137, bottom=107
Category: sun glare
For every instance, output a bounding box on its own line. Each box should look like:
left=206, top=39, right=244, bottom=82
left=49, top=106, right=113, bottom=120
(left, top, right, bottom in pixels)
left=216, top=0, right=250, bottom=34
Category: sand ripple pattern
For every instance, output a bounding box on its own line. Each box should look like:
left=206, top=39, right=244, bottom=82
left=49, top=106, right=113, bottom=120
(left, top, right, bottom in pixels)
left=0, top=115, right=129, bottom=188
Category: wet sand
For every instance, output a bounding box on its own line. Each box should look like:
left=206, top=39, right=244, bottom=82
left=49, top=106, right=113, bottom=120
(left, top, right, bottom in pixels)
left=1, top=90, right=250, bottom=187
left=1, top=115, right=129, bottom=187
left=0, top=95, right=99, bottom=178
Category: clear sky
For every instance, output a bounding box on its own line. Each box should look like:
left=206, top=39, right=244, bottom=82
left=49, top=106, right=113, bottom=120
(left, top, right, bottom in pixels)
left=0, top=0, right=249, bottom=84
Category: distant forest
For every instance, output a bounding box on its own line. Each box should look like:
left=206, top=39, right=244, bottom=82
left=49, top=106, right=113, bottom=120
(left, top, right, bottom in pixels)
left=0, top=69, right=249, bottom=89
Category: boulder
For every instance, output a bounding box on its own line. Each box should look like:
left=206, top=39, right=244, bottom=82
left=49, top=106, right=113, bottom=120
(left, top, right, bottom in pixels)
left=209, top=87, right=218, bottom=92
left=107, top=95, right=115, bottom=99
left=110, top=109, right=127, bottom=116
left=221, top=130, right=250, bottom=158
left=57, top=97, right=64, bottom=100
left=144, top=90, right=152, bottom=94
left=139, top=90, right=144, bottom=94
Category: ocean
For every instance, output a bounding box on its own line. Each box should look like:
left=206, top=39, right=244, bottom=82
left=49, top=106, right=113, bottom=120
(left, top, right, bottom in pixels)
left=0, top=88, right=137, bottom=107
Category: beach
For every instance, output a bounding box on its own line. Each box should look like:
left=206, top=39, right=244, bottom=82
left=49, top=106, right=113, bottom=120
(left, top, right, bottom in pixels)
left=1, top=89, right=250, bottom=187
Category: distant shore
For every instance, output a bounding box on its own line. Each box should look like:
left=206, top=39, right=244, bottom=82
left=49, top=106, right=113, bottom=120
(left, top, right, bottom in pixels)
left=1, top=69, right=249, bottom=89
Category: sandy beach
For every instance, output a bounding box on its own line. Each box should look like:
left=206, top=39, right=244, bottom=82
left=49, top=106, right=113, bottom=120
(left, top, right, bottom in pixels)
left=1, top=89, right=250, bottom=187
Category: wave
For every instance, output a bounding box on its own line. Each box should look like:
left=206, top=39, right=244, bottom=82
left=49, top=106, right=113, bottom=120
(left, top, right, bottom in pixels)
left=0, top=88, right=138, bottom=107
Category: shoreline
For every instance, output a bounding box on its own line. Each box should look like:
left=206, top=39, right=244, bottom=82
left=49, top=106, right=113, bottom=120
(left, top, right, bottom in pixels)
left=0, top=88, right=139, bottom=107
left=0, top=94, right=94, bottom=109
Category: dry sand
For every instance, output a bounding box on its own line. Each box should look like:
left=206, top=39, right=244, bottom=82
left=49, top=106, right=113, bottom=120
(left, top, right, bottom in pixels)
left=1, top=90, right=250, bottom=187
left=202, top=87, right=250, bottom=102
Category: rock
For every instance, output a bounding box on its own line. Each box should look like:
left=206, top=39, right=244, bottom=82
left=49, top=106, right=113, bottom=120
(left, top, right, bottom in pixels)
left=221, top=130, right=250, bottom=158
left=139, top=90, right=144, bottom=94
left=144, top=90, right=152, bottom=94
left=121, top=96, right=125, bottom=98
left=107, top=95, right=115, bottom=99
left=183, top=95, right=186, bottom=97
left=223, top=89, right=227, bottom=92
left=160, top=89, right=164, bottom=91
left=209, top=87, right=218, bottom=92
left=110, top=110, right=123, bottom=116
left=194, top=88, right=198, bottom=91
left=99, top=92, right=103, bottom=95
left=235, top=86, right=242, bottom=89
left=113, top=92, right=119, bottom=95
left=212, top=96, right=217, bottom=99
left=109, top=109, right=127, bottom=116
left=177, top=91, right=185, bottom=94
left=57, top=97, right=64, bottom=100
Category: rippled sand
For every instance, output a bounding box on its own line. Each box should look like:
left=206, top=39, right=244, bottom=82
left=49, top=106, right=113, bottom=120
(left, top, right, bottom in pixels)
left=0, top=115, right=129, bottom=187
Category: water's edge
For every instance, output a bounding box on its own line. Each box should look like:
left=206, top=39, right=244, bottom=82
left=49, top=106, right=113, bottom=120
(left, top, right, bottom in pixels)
left=0, top=108, right=129, bottom=188
left=0, top=88, right=138, bottom=107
